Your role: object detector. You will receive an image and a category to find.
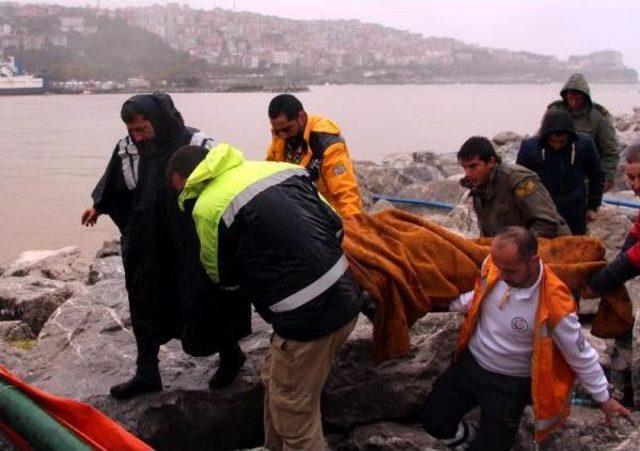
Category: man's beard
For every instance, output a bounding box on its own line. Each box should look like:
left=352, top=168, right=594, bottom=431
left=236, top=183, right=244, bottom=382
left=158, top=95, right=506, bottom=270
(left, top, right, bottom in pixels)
left=286, top=127, right=304, bottom=150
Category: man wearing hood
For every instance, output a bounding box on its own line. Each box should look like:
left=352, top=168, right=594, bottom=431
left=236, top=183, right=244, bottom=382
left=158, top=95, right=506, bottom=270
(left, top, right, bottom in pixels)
left=81, top=93, right=251, bottom=399
left=517, top=110, right=605, bottom=235
left=458, top=136, right=570, bottom=238
left=266, top=93, right=363, bottom=217
left=167, top=143, right=362, bottom=450
left=547, top=73, right=619, bottom=191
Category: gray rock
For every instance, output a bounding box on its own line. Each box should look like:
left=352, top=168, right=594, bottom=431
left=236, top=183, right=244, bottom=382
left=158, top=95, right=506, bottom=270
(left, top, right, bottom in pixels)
left=88, top=256, right=125, bottom=285
left=331, top=421, right=442, bottom=451
left=356, top=162, right=416, bottom=196
left=492, top=131, right=523, bottom=147
left=2, top=246, right=90, bottom=283
left=95, top=238, right=121, bottom=258
left=588, top=205, right=633, bottom=259
left=0, top=320, right=21, bottom=338
left=398, top=178, right=466, bottom=206
left=0, top=277, right=73, bottom=336
left=613, top=429, right=640, bottom=450
left=517, top=407, right=640, bottom=450
left=322, top=313, right=462, bottom=430
left=0, top=320, right=36, bottom=341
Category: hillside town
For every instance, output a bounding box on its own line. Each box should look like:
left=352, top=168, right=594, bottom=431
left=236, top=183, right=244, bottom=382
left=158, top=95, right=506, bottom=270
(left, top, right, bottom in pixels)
left=1, top=1, right=637, bottom=88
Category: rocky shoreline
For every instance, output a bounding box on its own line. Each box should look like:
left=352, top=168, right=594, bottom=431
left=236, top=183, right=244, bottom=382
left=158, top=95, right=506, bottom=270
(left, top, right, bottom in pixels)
left=2, top=107, right=640, bottom=450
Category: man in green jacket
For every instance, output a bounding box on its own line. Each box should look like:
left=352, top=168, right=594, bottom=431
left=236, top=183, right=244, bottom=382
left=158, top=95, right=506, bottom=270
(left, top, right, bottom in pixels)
left=458, top=136, right=571, bottom=238
left=167, top=143, right=362, bottom=450
left=547, top=73, right=620, bottom=191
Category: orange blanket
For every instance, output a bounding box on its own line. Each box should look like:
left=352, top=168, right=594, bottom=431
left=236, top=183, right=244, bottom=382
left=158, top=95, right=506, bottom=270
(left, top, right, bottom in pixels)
left=0, top=365, right=151, bottom=451
left=343, top=210, right=634, bottom=362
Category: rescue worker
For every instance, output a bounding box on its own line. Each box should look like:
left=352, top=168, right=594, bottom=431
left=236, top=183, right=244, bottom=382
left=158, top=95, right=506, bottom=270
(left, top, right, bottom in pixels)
left=547, top=73, right=620, bottom=191
left=517, top=109, right=605, bottom=235
left=588, top=141, right=640, bottom=298
left=266, top=93, right=363, bottom=217
left=167, top=143, right=362, bottom=451
left=421, top=227, right=630, bottom=450
left=81, top=93, right=250, bottom=400
left=458, top=136, right=571, bottom=237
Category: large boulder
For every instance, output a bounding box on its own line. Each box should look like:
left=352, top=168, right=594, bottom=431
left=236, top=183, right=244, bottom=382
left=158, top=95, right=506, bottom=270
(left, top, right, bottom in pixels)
left=88, top=255, right=125, bottom=285
left=0, top=277, right=74, bottom=336
left=2, top=246, right=90, bottom=283
left=588, top=205, right=633, bottom=258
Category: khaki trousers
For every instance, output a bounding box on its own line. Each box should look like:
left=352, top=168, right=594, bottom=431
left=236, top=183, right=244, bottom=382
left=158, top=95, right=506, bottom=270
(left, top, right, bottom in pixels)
left=261, top=317, right=357, bottom=451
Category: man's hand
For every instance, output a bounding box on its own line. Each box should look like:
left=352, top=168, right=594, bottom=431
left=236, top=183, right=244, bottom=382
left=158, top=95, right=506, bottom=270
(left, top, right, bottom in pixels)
left=586, top=209, right=598, bottom=222
left=603, top=180, right=614, bottom=192
left=81, top=207, right=100, bottom=227
left=601, top=398, right=632, bottom=426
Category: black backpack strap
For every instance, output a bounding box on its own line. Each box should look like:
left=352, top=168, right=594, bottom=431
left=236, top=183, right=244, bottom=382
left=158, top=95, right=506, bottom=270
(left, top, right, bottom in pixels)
left=307, top=132, right=345, bottom=182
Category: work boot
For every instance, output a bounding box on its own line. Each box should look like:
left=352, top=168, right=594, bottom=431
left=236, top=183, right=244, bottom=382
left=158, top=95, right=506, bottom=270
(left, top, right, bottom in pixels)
left=209, top=344, right=246, bottom=390
left=110, top=371, right=162, bottom=400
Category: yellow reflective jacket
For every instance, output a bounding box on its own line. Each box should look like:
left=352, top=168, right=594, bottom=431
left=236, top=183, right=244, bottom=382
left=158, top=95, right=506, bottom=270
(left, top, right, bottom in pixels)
left=266, top=114, right=363, bottom=217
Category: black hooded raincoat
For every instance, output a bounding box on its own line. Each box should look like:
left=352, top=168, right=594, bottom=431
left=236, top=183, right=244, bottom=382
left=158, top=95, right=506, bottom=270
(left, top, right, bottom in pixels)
left=90, top=93, right=250, bottom=360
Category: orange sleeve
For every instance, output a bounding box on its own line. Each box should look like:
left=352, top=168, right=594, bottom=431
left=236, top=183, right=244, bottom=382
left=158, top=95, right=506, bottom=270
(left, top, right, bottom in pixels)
left=320, top=142, right=363, bottom=217
left=266, top=138, right=278, bottom=161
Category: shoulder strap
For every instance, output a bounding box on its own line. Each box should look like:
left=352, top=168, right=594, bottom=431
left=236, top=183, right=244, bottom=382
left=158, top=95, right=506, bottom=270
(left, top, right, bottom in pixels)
left=306, top=132, right=345, bottom=182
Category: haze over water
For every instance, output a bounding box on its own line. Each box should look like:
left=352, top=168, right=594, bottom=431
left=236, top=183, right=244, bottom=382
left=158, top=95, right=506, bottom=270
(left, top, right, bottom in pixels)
left=1, top=84, right=639, bottom=263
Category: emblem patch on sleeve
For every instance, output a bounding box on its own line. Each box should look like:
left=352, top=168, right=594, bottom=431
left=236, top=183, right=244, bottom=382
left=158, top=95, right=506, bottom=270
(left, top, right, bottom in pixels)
left=333, top=164, right=346, bottom=176
left=515, top=180, right=537, bottom=197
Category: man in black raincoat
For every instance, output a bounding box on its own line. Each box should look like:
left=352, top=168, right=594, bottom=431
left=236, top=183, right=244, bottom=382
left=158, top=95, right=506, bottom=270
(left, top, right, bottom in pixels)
left=81, top=92, right=251, bottom=399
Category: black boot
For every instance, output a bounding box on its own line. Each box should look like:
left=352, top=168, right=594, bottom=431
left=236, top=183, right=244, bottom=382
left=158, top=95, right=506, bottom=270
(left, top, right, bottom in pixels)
left=111, top=339, right=162, bottom=400
left=110, top=372, right=162, bottom=400
left=209, top=344, right=246, bottom=390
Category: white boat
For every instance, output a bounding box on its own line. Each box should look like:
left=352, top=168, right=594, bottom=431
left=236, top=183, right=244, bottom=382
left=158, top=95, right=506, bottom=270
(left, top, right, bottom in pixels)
left=0, top=57, right=46, bottom=95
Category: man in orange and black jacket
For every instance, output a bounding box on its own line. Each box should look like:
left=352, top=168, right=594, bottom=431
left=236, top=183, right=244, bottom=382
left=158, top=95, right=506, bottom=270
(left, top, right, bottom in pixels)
left=266, top=94, right=363, bottom=217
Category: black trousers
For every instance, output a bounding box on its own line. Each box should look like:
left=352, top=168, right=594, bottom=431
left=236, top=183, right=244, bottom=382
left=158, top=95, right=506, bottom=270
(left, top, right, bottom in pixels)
left=421, top=350, right=532, bottom=451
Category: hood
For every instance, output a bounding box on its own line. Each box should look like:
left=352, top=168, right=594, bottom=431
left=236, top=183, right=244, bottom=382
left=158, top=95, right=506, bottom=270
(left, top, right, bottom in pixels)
left=560, top=73, right=592, bottom=105
left=539, top=109, right=578, bottom=143
left=178, top=142, right=245, bottom=211
left=123, top=92, right=185, bottom=143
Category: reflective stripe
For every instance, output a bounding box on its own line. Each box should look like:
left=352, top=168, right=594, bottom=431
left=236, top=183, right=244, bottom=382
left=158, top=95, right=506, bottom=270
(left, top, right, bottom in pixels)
left=441, top=422, right=465, bottom=445
left=221, top=168, right=309, bottom=227
left=117, top=136, right=139, bottom=190
left=270, top=254, right=349, bottom=313
left=535, top=415, right=561, bottom=431
left=190, top=131, right=215, bottom=149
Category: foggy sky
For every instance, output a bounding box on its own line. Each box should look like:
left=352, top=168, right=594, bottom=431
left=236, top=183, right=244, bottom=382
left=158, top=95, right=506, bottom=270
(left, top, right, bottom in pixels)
left=10, top=0, right=640, bottom=73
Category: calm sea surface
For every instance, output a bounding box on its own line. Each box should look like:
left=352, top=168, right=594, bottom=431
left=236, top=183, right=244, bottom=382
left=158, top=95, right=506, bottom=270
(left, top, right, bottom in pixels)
left=1, top=84, right=639, bottom=263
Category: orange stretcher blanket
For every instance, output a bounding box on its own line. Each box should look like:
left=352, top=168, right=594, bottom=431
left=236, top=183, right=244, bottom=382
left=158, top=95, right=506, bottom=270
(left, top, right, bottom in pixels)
left=0, top=365, right=151, bottom=451
left=342, top=209, right=634, bottom=362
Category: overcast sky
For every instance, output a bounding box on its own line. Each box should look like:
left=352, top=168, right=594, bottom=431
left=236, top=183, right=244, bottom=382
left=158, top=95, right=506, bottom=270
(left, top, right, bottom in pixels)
left=12, top=0, right=640, bottom=73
